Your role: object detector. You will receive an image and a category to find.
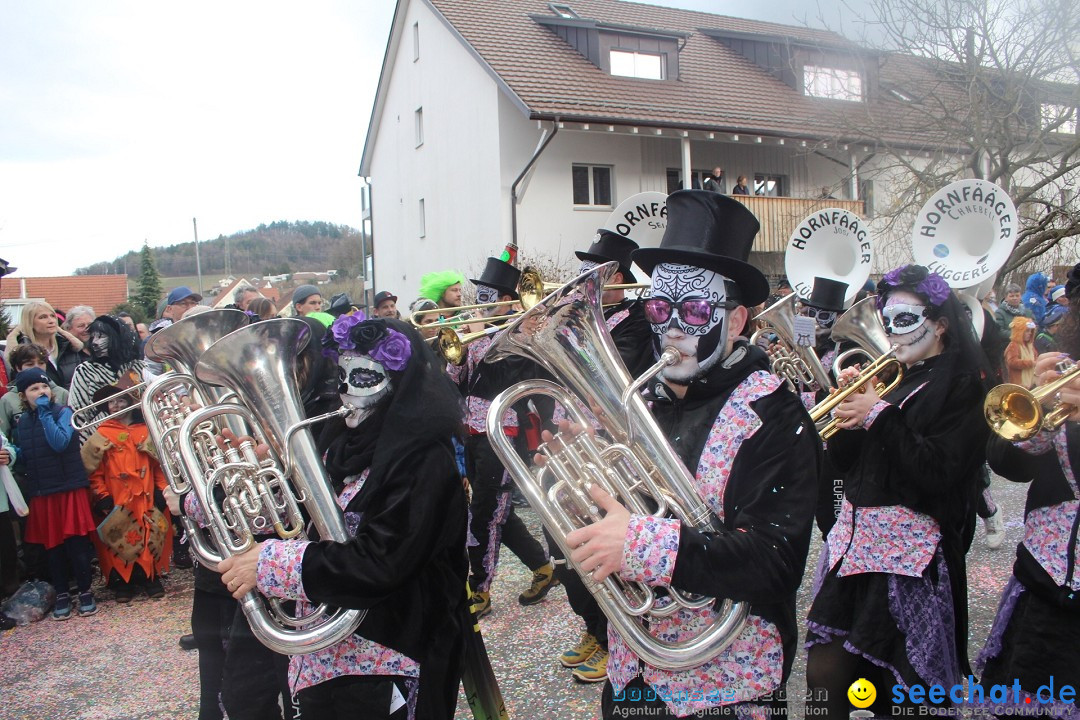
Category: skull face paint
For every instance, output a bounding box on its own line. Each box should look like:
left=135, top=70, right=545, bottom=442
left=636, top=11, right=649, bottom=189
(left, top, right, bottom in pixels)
left=882, top=290, right=943, bottom=365
left=475, top=284, right=501, bottom=317
left=89, top=331, right=110, bottom=360
left=337, top=352, right=392, bottom=427
left=646, top=263, right=733, bottom=385
left=578, top=259, right=599, bottom=275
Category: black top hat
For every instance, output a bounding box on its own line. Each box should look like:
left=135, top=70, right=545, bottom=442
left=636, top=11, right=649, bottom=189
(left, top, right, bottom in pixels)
left=0, top=258, right=16, bottom=277
left=470, top=257, right=521, bottom=296
left=807, top=277, right=849, bottom=313
left=632, top=190, right=769, bottom=306
left=575, top=230, right=638, bottom=283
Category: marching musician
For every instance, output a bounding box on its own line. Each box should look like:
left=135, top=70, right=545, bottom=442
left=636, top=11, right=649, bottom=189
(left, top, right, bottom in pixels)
left=218, top=315, right=469, bottom=720
left=417, top=270, right=466, bottom=313
left=805, top=264, right=990, bottom=717
left=976, top=261, right=1079, bottom=717
left=549, top=231, right=653, bottom=684
left=446, top=257, right=557, bottom=619
left=564, top=190, right=821, bottom=718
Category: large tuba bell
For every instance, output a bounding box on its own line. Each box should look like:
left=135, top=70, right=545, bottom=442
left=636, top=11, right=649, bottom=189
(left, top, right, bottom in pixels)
left=142, top=309, right=250, bottom=569
left=484, top=262, right=748, bottom=671
left=177, top=319, right=363, bottom=655
left=750, top=294, right=834, bottom=392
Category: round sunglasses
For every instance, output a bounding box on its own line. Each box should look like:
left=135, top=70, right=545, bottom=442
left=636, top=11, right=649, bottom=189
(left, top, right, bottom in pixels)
left=643, top=298, right=738, bottom=326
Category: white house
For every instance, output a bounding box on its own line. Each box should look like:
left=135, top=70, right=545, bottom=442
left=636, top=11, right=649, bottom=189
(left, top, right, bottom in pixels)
left=358, top=0, right=1074, bottom=302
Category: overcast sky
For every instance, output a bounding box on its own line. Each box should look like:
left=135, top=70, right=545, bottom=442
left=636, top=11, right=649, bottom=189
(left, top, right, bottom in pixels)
left=0, top=0, right=853, bottom=278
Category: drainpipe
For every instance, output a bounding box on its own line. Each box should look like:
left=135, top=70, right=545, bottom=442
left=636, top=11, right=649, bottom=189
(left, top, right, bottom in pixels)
left=511, top=119, right=560, bottom=251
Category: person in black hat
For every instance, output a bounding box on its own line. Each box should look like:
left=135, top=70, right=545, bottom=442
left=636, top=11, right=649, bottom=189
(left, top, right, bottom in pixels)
left=446, top=256, right=558, bottom=619
left=372, top=290, right=399, bottom=319
left=559, top=190, right=820, bottom=718
left=547, top=229, right=655, bottom=683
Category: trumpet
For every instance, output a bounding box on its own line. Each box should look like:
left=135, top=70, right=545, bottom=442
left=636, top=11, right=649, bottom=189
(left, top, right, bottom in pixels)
left=71, top=382, right=149, bottom=431
left=810, top=348, right=904, bottom=440
left=985, top=361, right=1079, bottom=441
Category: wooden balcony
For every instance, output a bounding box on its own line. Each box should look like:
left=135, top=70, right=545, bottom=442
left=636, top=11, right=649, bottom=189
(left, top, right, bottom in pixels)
left=730, top=196, right=866, bottom=253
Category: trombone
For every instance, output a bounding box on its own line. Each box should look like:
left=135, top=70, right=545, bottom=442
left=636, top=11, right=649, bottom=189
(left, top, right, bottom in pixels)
left=71, top=382, right=148, bottom=432
left=985, top=361, right=1079, bottom=441
left=810, top=348, right=904, bottom=440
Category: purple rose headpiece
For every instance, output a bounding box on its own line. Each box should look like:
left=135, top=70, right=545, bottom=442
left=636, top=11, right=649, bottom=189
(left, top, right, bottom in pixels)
left=322, top=311, right=412, bottom=371
left=876, top=264, right=951, bottom=310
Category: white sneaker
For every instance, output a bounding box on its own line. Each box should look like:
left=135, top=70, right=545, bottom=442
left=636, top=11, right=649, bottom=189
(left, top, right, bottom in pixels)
left=983, top=509, right=1005, bottom=550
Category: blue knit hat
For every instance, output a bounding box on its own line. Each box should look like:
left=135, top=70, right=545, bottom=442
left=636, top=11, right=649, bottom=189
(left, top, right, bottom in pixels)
left=14, top=368, right=49, bottom=394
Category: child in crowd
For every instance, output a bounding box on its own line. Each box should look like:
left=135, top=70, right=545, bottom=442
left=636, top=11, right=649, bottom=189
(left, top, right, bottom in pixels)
left=1004, top=317, right=1038, bottom=388
left=12, top=368, right=97, bottom=620
left=0, top=343, right=70, bottom=437
left=83, top=385, right=171, bottom=602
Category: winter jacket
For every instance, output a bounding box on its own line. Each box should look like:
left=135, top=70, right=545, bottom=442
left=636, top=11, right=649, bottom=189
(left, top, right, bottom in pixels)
left=14, top=401, right=88, bottom=498
left=1022, top=273, right=1049, bottom=327
left=1004, top=317, right=1038, bottom=388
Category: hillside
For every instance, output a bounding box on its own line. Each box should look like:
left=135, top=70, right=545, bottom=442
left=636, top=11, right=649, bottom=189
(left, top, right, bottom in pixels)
left=74, top=221, right=363, bottom=278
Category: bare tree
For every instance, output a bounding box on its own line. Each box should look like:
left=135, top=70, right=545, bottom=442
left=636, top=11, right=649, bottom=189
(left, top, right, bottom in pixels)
left=814, top=0, right=1080, bottom=280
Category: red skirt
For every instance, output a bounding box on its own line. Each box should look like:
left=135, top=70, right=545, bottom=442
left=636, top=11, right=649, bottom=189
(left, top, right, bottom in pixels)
left=24, top=489, right=97, bottom=549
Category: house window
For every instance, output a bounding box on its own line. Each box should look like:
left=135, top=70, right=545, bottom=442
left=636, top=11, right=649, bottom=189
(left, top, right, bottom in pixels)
left=549, top=3, right=578, bottom=18
left=415, top=107, right=423, bottom=147
left=803, top=65, right=863, bottom=102
left=413, top=22, right=419, bottom=61
left=666, top=168, right=712, bottom=194
left=572, top=164, right=613, bottom=206
left=753, top=174, right=785, bottom=197
left=1041, top=104, right=1077, bottom=134
left=418, top=199, right=426, bottom=238
left=610, top=50, right=664, bottom=80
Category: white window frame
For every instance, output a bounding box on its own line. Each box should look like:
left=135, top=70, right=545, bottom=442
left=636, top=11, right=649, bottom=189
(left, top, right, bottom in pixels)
left=803, top=65, right=863, bottom=102
left=571, top=164, right=614, bottom=208
left=609, top=49, right=664, bottom=80
left=412, top=22, right=419, bottom=62
left=1041, top=103, right=1077, bottom=134
left=414, top=107, right=423, bottom=147
left=418, top=198, right=426, bottom=238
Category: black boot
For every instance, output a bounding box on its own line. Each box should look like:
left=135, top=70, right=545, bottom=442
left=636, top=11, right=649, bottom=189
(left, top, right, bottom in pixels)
left=172, top=533, right=192, bottom=569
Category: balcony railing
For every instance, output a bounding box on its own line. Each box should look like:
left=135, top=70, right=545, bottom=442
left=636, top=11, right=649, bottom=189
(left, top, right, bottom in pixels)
left=730, top=196, right=866, bottom=252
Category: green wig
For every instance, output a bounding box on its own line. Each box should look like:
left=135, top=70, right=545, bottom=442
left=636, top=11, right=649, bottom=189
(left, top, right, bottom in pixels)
left=418, top=270, right=466, bottom=303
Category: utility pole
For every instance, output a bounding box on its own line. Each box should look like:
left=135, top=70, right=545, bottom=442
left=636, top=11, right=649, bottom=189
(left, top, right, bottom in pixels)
left=193, top=217, right=204, bottom=295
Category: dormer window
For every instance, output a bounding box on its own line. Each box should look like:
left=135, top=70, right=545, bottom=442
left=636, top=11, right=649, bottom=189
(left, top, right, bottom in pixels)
left=803, top=65, right=863, bottom=102
left=549, top=3, right=578, bottom=19
left=610, top=49, right=664, bottom=80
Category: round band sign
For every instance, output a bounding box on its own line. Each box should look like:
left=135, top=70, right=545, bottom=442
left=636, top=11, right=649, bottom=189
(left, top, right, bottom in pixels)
left=785, top=208, right=872, bottom=303
left=911, top=179, right=1016, bottom=288
left=603, top=192, right=668, bottom=249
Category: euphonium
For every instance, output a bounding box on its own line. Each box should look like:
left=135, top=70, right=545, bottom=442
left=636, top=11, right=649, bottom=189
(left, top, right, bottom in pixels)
left=985, top=361, right=1079, bottom=441
left=177, top=319, right=364, bottom=655
left=141, top=309, right=250, bottom=569
left=750, top=294, right=834, bottom=392
left=484, top=262, right=748, bottom=671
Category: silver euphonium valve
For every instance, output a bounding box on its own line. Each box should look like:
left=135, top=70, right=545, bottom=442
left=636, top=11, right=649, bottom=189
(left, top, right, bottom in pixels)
left=177, top=319, right=363, bottom=656
left=142, top=309, right=251, bottom=570
left=750, top=294, right=835, bottom=393
left=484, top=262, right=749, bottom=672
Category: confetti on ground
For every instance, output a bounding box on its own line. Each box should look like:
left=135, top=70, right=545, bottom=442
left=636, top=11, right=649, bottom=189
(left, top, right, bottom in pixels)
left=0, top=475, right=1028, bottom=720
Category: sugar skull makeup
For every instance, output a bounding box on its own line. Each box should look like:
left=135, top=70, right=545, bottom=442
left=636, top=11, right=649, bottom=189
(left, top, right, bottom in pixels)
left=578, top=259, right=599, bottom=275
left=646, top=263, right=736, bottom=384
left=337, top=352, right=392, bottom=427
left=882, top=291, right=943, bottom=365
left=881, top=303, right=929, bottom=336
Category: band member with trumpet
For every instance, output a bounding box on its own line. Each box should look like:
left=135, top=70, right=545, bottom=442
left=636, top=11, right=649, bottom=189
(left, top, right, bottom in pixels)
left=217, top=314, right=469, bottom=719
left=446, top=257, right=557, bottom=619
left=548, top=230, right=654, bottom=684
left=976, top=262, right=1079, bottom=717
left=563, top=190, right=821, bottom=718
left=805, top=264, right=990, bottom=717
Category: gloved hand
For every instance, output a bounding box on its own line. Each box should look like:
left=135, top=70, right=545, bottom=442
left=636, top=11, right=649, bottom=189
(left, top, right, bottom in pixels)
left=35, top=394, right=51, bottom=410
left=153, top=488, right=167, bottom=512
left=95, top=496, right=116, bottom=516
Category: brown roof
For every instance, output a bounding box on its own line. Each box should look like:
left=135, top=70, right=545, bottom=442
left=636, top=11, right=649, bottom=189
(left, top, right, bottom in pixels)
left=422, top=0, right=972, bottom=147
left=0, top=275, right=129, bottom=315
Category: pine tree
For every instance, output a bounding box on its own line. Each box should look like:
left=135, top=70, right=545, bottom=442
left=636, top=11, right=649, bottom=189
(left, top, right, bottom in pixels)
left=133, top=242, right=163, bottom=320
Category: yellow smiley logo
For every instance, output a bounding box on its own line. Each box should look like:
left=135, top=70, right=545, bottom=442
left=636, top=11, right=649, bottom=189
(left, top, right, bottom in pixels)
left=848, top=678, right=877, bottom=708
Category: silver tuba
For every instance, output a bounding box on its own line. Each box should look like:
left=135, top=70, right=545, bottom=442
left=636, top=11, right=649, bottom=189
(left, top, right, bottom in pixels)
left=828, top=296, right=893, bottom=377
left=750, top=293, right=834, bottom=392
left=142, top=309, right=251, bottom=569
left=484, top=262, right=748, bottom=671
left=177, top=318, right=363, bottom=655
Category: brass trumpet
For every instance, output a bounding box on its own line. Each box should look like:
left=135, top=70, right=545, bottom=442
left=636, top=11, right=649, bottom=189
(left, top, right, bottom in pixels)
left=985, top=361, right=1079, bottom=441
left=810, top=348, right=904, bottom=440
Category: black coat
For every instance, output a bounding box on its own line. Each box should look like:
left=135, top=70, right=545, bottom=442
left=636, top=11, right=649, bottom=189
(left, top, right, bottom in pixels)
left=300, top=439, right=469, bottom=720
left=649, top=345, right=821, bottom=680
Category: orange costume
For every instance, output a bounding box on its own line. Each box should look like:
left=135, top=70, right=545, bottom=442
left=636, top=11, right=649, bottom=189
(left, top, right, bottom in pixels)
left=87, top=419, right=173, bottom=582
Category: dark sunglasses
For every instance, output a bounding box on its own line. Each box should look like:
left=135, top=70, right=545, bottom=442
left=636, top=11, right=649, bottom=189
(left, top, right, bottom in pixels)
left=643, top=298, right=738, bottom=327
